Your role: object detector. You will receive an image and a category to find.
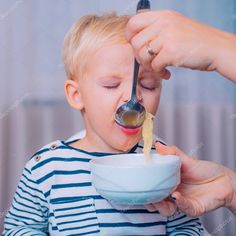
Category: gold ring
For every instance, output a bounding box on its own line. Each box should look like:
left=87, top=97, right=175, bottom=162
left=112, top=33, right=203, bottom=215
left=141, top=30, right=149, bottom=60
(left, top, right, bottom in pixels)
left=146, top=44, right=157, bottom=57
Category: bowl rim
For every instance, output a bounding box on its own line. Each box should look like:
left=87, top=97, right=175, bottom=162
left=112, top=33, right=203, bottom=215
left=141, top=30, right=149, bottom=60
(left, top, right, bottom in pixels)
left=90, top=153, right=180, bottom=169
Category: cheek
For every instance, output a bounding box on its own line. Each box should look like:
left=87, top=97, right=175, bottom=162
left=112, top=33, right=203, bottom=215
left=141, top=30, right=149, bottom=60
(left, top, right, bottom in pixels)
left=85, top=89, right=117, bottom=117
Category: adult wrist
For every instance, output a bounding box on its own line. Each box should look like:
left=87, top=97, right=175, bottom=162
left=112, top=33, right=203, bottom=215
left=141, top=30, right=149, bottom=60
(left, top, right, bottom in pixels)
left=223, top=166, right=236, bottom=215
left=213, top=30, right=236, bottom=82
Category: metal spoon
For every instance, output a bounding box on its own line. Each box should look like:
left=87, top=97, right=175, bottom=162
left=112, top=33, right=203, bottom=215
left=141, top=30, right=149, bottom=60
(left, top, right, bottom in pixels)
left=115, top=60, right=146, bottom=128
left=114, top=0, right=150, bottom=128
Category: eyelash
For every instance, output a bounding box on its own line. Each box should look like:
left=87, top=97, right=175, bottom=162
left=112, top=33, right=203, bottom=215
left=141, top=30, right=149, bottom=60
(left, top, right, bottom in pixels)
left=140, top=84, right=156, bottom=91
left=103, top=84, right=119, bottom=89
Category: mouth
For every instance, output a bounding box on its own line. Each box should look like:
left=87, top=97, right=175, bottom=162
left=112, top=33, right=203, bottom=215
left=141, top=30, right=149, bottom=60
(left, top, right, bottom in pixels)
left=117, top=124, right=141, bottom=135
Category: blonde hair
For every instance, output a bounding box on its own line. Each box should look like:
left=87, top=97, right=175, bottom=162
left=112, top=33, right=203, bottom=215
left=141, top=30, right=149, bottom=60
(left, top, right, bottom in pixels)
left=63, top=13, right=130, bottom=80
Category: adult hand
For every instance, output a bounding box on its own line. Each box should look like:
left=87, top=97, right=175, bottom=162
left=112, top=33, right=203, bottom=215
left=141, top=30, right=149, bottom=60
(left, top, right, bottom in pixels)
left=126, top=10, right=236, bottom=82
left=145, top=142, right=236, bottom=217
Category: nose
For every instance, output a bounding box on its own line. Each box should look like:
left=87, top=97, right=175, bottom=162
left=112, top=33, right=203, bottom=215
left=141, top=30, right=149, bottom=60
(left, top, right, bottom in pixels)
left=122, top=96, right=129, bottom=103
left=136, top=88, right=143, bottom=102
left=121, top=86, right=143, bottom=103
left=121, top=85, right=131, bottom=103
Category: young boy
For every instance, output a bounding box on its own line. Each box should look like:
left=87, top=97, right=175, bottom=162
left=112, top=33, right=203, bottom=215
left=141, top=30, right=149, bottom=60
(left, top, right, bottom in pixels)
left=3, top=13, right=204, bottom=235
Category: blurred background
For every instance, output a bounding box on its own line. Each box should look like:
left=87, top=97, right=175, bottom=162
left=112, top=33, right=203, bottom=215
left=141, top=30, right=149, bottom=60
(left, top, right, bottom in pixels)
left=0, top=0, right=235, bottom=234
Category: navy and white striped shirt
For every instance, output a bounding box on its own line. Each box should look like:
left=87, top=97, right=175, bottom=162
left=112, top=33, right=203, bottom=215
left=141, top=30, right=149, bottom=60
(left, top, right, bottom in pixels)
left=3, top=138, right=204, bottom=235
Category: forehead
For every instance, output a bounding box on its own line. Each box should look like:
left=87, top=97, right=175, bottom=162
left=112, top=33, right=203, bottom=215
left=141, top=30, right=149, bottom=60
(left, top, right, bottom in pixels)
left=84, top=42, right=160, bottom=80
left=85, top=43, right=134, bottom=75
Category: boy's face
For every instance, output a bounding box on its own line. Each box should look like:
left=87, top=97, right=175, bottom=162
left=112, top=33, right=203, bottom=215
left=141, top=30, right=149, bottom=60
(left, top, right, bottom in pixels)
left=67, top=43, right=161, bottom=153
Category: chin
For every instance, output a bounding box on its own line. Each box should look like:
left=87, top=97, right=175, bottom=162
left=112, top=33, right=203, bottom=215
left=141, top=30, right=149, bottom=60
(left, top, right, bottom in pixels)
left=113, top=137, right=141, bottom=153
left=106, top=124, right=142, bottom=153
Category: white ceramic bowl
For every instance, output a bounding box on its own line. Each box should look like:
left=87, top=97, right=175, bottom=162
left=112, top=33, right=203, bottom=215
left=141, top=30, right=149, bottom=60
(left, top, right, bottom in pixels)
left=90, top=153, right=181, bottom=205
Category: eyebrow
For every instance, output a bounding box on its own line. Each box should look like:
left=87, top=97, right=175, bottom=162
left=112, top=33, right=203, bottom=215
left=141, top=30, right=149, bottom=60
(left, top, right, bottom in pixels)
left=97, top=75, right=122, bottom=82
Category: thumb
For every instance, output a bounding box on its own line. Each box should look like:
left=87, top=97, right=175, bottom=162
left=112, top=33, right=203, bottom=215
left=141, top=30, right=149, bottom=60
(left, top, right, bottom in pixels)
left=155, top=142, right=182, bottom=156
left=155, top=142, right=197, bottom=173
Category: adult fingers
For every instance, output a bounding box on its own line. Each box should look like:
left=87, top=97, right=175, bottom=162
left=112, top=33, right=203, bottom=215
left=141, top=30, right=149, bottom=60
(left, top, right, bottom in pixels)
left=145, top=200, right=177, bottom=216
left=130, top=21, right=162, bottom=57
left=155, top=142, right=181, bottom=156
left=126, top=11, right=160, bottom=41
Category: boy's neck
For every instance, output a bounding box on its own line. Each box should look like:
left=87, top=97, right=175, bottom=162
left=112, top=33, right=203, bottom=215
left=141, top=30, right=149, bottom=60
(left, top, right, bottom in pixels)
left=69, top=136, right=127, bottom=154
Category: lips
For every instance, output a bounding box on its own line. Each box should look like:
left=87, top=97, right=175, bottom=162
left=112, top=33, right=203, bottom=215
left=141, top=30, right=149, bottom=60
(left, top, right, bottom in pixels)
left=119, top=125, right=141, bottom=135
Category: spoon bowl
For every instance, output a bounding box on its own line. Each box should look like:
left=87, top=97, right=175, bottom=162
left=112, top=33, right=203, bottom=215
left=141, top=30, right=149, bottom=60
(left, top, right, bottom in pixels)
left=115, top=98, right=146, bottom=128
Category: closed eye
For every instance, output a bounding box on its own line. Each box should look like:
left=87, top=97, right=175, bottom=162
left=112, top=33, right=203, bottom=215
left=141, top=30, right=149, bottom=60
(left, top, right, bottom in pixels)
left=103, top=83, right=120, bottom=89
left=140, top=84, right=156, bottom=91
left=139, top=79, right=158, bottom=91
left=98, top=76, right=121, bottom=89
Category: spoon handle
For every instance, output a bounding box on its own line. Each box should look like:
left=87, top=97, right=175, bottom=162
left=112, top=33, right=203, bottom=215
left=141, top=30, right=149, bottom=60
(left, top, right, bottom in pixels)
left=131, top=0, right=151, bottom=100
left=131, top=59, right=140, bottom=100
left=137, top=0, right=151, bottom=12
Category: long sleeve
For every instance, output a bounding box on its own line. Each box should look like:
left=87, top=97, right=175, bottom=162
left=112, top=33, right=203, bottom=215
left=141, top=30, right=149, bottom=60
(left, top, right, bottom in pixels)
left=3, top=165, right=49, bottom=236
left=166, top=210, right=204, bottom=236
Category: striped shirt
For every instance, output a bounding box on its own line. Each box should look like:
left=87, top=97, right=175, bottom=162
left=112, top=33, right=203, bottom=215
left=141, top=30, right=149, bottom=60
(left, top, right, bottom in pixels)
left=3, top=137, right=204, bottom=236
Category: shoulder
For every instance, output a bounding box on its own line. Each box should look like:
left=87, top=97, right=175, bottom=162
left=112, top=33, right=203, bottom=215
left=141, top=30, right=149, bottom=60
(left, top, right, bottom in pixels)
left=23, top=140, right=62, bottom=172
left=26, top=139, right=83, bottom=173
left=23, top=139, right=91, bottom=194
left=28, top=130, right=86, bottom=162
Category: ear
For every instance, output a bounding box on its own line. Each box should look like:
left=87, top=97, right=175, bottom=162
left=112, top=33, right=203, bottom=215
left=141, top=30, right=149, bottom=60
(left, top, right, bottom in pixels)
left=64, top=79, right=84, bottom=110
